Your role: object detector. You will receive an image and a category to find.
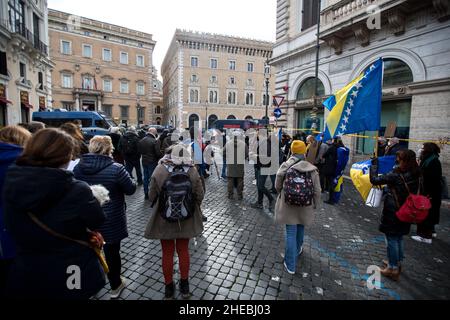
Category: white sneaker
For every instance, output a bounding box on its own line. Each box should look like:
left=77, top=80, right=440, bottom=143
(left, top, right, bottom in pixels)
left=432, top=233, right=437, bottom=239
left=411, top=236, right=432, bottom=244
left=283, top=261, right=295, bottom=275
left=110, top=279, right=126, bottom=299
left=298, top=247, right=303, bottom=257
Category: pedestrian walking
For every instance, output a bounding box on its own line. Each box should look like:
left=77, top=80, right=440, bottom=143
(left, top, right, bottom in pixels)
left=119, top=126, right=143, bottom=185
left=74, top=136, right=136, bottom=299
left=412, top=143, right=442, bottom=244
left=108, top=127, right=124, bottom=165
left=144, top=145, right=204, bottom=300
left=370, top=149, right=420, bottom=281
left=0, top=126, right=31, bottom=296
left=138, top=127, right=163, bottom=200
left=322, top=138, right=339, bottom=204
left=2, top=129, right=106, bottom=299
left=331, top=139, right=350, bottom=204
left=275, top=140, right=321, bottom=275
left=223, top=130, right=248, bottom=200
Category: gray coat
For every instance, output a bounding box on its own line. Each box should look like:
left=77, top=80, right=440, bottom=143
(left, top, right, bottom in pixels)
left=144, top=160, right=204, bottom=240
left=274, top=156, right=322, bottom=226
left=223, top=138, right=248, bottom=178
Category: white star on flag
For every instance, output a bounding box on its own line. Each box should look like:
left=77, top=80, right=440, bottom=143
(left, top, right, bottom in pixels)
left=370, top=64, right=376, bottom=71
left=349, top=99, right=354, bottom=107
left=340, top=124, right=347, bottom=131
left=355, top=82, right=363, bottom=89
left=343, top=115, right=349, bottom=123
left=345, top=108, right=352, bottom=116
left=351, top=90, right=359, bottom=98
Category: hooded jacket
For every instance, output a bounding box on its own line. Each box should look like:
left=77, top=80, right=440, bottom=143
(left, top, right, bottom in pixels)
left=274, top=156, right=322, bottom=226
left=2, top=165, right=106, bottom=299
left=0, top=143, right=23, bottom=260
left=74, top=154, right=136, bottom=243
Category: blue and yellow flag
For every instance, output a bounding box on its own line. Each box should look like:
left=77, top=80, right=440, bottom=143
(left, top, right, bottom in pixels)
left=350, top=156, right=396, bottom=201
left=323, top=58, right=383, bottom=141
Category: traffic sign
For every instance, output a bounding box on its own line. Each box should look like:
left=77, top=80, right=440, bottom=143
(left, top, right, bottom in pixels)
left=274, top=108, right=282, bottom=119
left=273, top=96, right=285, bottom=107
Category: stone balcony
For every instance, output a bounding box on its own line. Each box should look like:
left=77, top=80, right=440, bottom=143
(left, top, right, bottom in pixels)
left=320, top=0, right=450, bottom=54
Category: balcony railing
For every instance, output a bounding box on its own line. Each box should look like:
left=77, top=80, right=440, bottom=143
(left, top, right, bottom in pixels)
left=7, top=21, right=48, bottom=55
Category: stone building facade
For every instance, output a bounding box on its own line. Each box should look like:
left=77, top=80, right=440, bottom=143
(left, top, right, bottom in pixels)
left=48, top=9, right=157, bottom=126
left=272, top=0, right=450, bottom=173
left=161, top=30, right=275, bottom=130
left=0, top=0, right=53, bottom=126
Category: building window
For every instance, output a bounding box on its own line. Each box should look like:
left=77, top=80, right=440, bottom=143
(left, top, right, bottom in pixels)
left=82, top=44, right=93, bottom=58
left=137, top=82, right=145, bottom=95
left=122, top=39, right=127, bottom=44
left=136, top=55, right=145, bottom=67
left=210, top=75, right=217, bottom=84
left=155, top=105, right=161, bottom=114
left=189, top=89, right=199, bottom=103
left=189, top=114, right=200, bottom=129
left=103, top=105, right=112, bottom=117
left=246, top=79, right=253, bottom=87
left=246, top=92, right=254, bottom=105
left=382, top=58, right=413, bottom=87
left=210, top=58, right=218, bottom=69
left=190, top=74, right=198, bottom=83
left=103, top=48, right=112, bottom=61
left=61, top=40, right=72, bottom=55
left=247, top=63, right=254, bottom=72
left=302, top=0, right=320, bottom=31
left=103, top=79, right=112, bottom=92
left=120, top=81, right=129, bottom=94
left=296, top=77, right=325, bottom=101
left=84, top=31, right=90, bottom=36
left=209, top=90, right=218, bottom=104
left=0, top=51, right=7, bottom=76
left=83, top=76, right=94, bottom=90
left=62, top=74, right=73, bottom=88
left=8, top=0, right=25, bottom=34
left=227, top=91, right=237, bottom=105
left=229, top=60, right=236, bottom=70
left=191, top=57, right=198, bottom=67
left=62, top=103, right=74, bottom=111
left=229, top=77, right=236, bottom=85
left=120, top=52, right=129, bottom=64
left=262, top=93, right=270, bottom=106
left=227, top=115, right=237, bottom=120
left=38, top=72, right=44, bottom=90
left=19, top=62, right=26, bottom=82
left=120, top=105, right=129, bottom=118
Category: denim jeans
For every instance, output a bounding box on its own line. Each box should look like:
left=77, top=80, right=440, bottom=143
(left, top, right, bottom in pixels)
left=285, top=225, right=305, bottom=272
left=221, top=158, right=227, bottom=179
left=257, top=173, right=274, bottom=204
left=386, top=235, right=404, bottom=269
left=143, top=162, right=158, bottom=196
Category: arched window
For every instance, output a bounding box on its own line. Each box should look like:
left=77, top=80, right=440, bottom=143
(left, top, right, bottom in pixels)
left=208, top=114, right=218, bottom=129
left=382, top=58, right=413, bottom=87
left=156, top=117, right=162, bottom=125
left=189, top=114, right=200, bottom=129
left=296, top=77, right=325, bottom=101
left=227, top=115, right=236, bottom=120
left=245, top=116, right=253, bottom=120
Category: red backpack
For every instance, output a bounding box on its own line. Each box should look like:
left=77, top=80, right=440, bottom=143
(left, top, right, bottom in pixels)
left=394, top=175, right=431, bottom=224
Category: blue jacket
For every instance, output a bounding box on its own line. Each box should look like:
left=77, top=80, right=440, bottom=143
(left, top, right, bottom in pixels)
left=3, top=165, right=106, bottom=299
left=74, top=154, right=136, bottom=243
left=0, top=143, right=23, bottom=260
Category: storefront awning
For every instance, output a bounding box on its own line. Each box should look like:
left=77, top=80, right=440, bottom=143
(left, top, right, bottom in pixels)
left=0, top=97, right=13, bottom=105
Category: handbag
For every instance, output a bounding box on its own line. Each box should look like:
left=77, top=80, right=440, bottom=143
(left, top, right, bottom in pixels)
left=393, top=175, right=431, bottom=224
left=28, top=213, right=109, bottom=274
left=366, top=187, right=383, bottom=208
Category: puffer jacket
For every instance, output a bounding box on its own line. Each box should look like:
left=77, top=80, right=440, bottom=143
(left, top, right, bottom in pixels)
left=74, top=154, right=136, bottom=243
left=138, top=133, right=163, bottom=166
left=370, top=161, right=419, bottom=236
left=3, top=165, right=106, bottom=299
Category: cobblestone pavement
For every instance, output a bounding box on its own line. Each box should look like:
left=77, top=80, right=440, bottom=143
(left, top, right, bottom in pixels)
left=94, top=165, right=450, bottom=301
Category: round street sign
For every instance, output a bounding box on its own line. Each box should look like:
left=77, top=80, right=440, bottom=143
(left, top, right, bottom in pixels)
left=274, top=108, right=282, bottom=119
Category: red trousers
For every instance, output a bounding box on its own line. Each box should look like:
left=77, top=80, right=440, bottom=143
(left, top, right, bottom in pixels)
left=160, top=239, right=190, bottom=285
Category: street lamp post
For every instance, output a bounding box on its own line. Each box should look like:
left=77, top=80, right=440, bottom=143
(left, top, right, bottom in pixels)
left=264, top=58, right=271, bottom=127
left=205, top=100, right=209, bottom=131
left=312, top=0, right=322, bottom=132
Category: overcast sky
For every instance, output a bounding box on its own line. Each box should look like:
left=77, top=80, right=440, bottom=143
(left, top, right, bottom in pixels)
left=48, top=0, right=277, bottom=79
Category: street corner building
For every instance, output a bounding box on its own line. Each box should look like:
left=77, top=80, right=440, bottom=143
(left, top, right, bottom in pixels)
left=0, top=0, right=53, bottom=126
left=47, top=8, right=162, bottom=126
left=161, top=29, right=276, bottom=130
left=271, top=0, right=450, bottom=177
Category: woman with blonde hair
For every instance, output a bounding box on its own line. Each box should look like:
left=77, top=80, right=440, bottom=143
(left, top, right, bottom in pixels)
left=3, top=128, right=106, bottom=299
left=74, top=135, right=136, bottom=299
left=0, top=126, right=32, bottom=296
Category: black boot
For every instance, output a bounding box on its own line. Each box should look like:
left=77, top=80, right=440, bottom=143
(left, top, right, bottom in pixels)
left=165, top=283, right=175, bottom=300
left=179, top=279, right=191, bottom=299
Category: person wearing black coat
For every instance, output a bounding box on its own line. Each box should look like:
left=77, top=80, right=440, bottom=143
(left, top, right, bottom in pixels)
left=2, top=129, right=106, bottom=300
left=322, top=139, right=338, bottom=204
left=119, top=127, right=143, bottom=185
left=74, top=135, right=136, bottom=299
left=108, top=127, right=124, bottom=165
left=370, top=149, right=420, bottom=281
left=412, top=143, right=442, bottom=243
left=138, top=128, right=162, bottom=200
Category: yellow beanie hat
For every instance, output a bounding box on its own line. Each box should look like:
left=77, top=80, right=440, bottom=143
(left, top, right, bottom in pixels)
left=291, top=140, right=307, bottom=155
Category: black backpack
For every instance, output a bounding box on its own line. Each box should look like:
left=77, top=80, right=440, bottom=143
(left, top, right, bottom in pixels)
left=159, top=165, right=195, bottom=223
left=121, top=135, right=138, bottom=155
left=283, top=165, right=315, bottom=207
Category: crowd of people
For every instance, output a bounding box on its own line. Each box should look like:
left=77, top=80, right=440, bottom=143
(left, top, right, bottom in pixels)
left=0, top=121, right=445, bottom=300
